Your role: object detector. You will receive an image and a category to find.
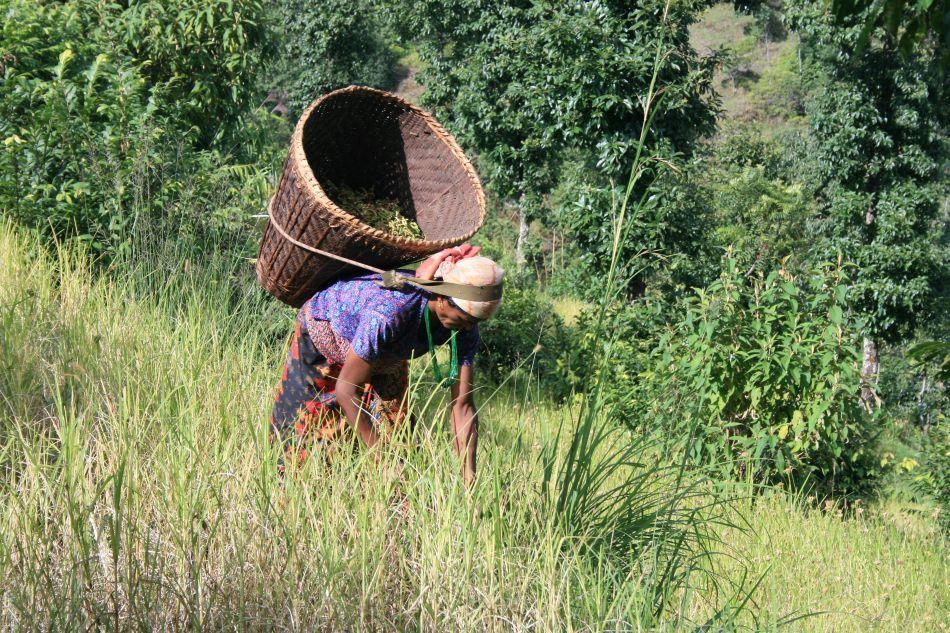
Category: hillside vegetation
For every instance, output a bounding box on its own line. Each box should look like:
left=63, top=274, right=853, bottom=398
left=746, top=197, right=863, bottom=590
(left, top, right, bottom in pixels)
left=1, top=223, right=947, bottom=629
left=1, top=0, right=946, bottom=629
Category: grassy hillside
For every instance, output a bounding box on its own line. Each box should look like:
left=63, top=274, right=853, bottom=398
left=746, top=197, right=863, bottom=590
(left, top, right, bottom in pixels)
left=0, top=223, right=946, bottom=630
left=690, top=2, right=804, bottom=128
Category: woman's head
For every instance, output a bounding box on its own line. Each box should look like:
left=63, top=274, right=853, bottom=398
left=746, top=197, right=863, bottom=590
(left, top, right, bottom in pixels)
left=431, top=256, right=505, bottom=329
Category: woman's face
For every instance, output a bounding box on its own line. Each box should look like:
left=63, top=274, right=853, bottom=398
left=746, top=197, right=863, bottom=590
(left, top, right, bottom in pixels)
left=430, top=297, right=479, bottom=331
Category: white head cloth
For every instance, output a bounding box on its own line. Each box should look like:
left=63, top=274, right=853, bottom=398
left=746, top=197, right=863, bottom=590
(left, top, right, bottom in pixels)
left=436, top=256, right=505, bottom=320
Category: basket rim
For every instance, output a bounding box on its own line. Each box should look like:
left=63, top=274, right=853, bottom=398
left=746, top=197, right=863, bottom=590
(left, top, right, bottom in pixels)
left=290, top=85, right=486, bottom=250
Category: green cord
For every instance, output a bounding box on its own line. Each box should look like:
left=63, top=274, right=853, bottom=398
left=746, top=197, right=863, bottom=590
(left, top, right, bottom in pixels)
left=424, top=305, right=458, bottom=385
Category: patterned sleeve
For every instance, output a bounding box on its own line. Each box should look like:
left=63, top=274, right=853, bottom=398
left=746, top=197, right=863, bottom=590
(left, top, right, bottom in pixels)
left=350, top=313, right=394, bottom=362
left=457, top=325, right=481, bottom=366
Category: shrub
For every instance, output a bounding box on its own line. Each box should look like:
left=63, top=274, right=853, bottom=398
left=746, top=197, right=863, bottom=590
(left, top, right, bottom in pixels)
left=643, top=257, right=876, bottom=493
left=552, top=162, right=717, bottom=300
left=0, top=0, right=278, bottom=254
left=105, top=0, right=273, bottom=148
left=1, top=2, right=168, bottom=251
left=476, top=282, right=572, bottom=397
left=921, top=422, right=950, bottom=529
left=903, top=340, right=950, bottom=527
left=748, top=42, right=806, bottom=121
left=709, top=166, right=813, bottom=274
left=556, top=296, right=667, bottom=406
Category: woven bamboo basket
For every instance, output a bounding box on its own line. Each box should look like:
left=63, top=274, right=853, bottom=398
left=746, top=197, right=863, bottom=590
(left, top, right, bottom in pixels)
left=257, top=85, right=486, bottom=307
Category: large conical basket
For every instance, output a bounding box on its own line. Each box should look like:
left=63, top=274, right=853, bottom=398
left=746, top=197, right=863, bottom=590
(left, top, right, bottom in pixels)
left=257, top=86, right=486, bottom=307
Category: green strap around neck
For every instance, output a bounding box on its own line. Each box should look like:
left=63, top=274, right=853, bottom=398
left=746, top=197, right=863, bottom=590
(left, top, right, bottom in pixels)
left=424, top=305, right=458, bottom=385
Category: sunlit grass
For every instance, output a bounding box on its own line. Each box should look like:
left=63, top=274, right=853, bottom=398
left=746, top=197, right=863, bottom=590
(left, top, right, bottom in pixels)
left=0, top=222, right=742, bottom=629
left=551, top=295, right=586, bottom=327
left=696, top=493, right=948, bottom=631
left=2, top=211, right=947, bottom=631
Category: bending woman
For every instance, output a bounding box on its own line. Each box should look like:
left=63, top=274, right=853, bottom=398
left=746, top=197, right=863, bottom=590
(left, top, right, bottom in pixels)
left=269, top=246, right=504, bottom=485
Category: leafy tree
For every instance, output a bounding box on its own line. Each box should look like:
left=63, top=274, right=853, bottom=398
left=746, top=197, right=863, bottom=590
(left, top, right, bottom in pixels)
left=391, top=0, right=719, bottom=279
left=829, top=0, right=949, bottom=65
left=709, top=166, right=811, bottom=273
left=104, top=0, right=274, bottom=148
left=553, top=163, right=716, bottom=299
left=270, top=0, right=396, bottom=117
left=907, top=341, right=950, bottom=383
left=787, top=0, right=948, bottom=406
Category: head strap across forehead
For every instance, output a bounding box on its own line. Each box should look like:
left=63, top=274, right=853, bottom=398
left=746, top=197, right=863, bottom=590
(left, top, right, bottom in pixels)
left=378, top=270, right=503, bottom=302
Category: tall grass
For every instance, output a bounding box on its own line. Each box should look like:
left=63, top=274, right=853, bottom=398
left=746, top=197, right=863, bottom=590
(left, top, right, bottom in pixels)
left=2, top=221, right=948, bottom=630
left=0, top=221, right=749, bottom=629
left=536, top=4, right=753, bottom=626
left=0, top=4, right=749, bottom=628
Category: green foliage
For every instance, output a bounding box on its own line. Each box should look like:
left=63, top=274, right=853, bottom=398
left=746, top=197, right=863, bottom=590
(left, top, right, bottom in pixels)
left=476, top=283, right=571, bottom=393
left=907, top=341, right=950, bottom=383
left=829, top=0, right=949, bottom=65
left=393, top=0, right=719, bottom=286
left=878, top=342, right=948, bottom=429
left=748, top=41, right=806, bottom=120
left=920, top=422, right=950, bottom=529
left=644, top=258, right=876, bottom=492
left=106, top=0, right=273, bottom=147
left=0, top=0, right=280, bottom=253
left=557, top=296, right=665, bottom=404
left=787, top=1, right=948, bottom=344
left=711, top=123, right=780, bottom=172
left=553, top=160, right=717, bottom=298
left=0, top=1, right=168, bottom=250
left=270, top=0, right=396, bottom=116
left=708, top=166, right=812, bottom=273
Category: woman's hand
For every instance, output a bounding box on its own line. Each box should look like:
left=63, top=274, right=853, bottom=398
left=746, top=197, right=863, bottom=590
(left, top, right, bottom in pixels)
left=415, top=244, right=481, bottom=281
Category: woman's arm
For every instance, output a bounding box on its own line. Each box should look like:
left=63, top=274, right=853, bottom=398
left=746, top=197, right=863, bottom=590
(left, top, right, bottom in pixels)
left=337, top=349, right=379, bottom=449
left=450, top=364, right=479, bottom=487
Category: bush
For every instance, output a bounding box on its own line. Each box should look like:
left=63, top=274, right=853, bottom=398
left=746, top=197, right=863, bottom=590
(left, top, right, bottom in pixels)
left=921, top=422, right=950, bottom=529
left=709, top=166, right=813, bottom=274
left=0, top=0, right=278, bottom=254
left=106, top=0, right=273, bottom=148
left=476, top=283, right=572, bottom=396
left=554, top=295, right=669, bottom=407
left=748, top=43, right=806, bottom=121
left=552, top=160, right=717, bottom=300
left=642, top=257, right=877, bottom=494
left=1, top=2, right=167, bottom=251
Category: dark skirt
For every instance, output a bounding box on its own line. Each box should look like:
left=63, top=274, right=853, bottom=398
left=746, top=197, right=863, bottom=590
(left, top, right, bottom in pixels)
left=269, top=318, right=410, bottom=471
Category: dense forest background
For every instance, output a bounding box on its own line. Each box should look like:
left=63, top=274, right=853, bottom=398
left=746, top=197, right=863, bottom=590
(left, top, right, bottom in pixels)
left=0, top=0, right=947, bottom=627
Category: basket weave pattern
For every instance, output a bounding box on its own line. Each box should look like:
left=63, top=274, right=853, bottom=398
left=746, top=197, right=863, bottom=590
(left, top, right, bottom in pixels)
left=257, top=86, right=486, bottom=307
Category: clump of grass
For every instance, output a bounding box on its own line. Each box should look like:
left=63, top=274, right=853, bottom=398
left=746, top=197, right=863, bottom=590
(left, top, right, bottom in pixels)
left=326, top=182, right=425, bottom=240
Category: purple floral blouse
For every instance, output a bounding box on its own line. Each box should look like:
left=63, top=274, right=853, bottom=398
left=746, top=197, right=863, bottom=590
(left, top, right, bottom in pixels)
left=303, top=272, right=480, bottom=366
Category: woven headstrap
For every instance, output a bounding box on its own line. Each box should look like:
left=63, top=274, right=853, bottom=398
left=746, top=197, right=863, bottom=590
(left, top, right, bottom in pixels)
left=266, top=198, right=503, bottom=303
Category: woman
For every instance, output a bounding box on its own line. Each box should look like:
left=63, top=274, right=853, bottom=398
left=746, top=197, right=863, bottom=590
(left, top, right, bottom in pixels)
left=269, top=245, right=504, bottom=485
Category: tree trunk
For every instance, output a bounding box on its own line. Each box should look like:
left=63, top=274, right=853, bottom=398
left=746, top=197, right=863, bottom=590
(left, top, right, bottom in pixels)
left=860, top=337, right=879, bottom=410
left=860, top=200, right=879, bottom=410
left=515, top=205, right=528, bottom=267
